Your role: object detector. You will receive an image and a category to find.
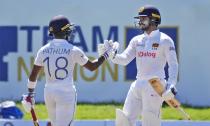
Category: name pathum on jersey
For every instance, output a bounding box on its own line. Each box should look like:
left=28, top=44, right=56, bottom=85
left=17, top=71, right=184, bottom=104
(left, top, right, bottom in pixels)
left=34, top=39, right=88, bottom=85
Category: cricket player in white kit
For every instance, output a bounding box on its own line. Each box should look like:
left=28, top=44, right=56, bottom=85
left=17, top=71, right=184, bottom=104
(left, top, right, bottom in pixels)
left=22, top=15, right=110, bottom=126
left=98, top=5, right=178, bottom=126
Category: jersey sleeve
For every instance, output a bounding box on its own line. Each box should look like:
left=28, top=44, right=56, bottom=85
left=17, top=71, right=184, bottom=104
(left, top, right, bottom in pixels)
left=164, top=38, right=178, bottom=86
left=34, top=49, right=44, bottom=66
left=111, top=38, right=136, bottom=66
left=73, top=47, right=89, bottom=66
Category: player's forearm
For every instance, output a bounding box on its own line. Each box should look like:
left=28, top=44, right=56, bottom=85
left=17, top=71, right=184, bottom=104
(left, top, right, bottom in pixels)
left=29, top=65, right=42, bottom=81
left=168, top=62, right=178, bottom=86
left=29, top=71, right=39, bottom=82
left=165, top=43, right=178, bottom=86
left=111, top=54, right=132, bottom=66
left=27, top=65, right=42, bottom=92
left=83, top=56, right=105, bottom=71
left=111, top=45, right=136, bottom=66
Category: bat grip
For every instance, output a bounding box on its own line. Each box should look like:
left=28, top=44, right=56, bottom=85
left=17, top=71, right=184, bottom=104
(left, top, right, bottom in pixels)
left=31, top=108, right=39, bottom=126
left=31, top=108, right=38, bottom=121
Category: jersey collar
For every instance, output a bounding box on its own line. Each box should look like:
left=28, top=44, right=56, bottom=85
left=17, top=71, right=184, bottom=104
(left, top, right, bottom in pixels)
left=143, top=29, right=160, bottom=43
left=144, top=29, right=160, bottom=38
left=51, top=39, right=68, bottom=43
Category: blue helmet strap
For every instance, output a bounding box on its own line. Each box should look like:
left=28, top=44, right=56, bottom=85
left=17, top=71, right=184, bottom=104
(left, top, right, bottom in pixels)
left=149, top=17, right=159, bottom=26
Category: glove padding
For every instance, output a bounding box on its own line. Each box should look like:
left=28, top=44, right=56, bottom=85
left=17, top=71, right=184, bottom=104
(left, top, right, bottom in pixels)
left=162, top=84, right=177, bottom=101
left=98, top=40, right=113, bottom=57
left=21, top=93, right=35, bottom=113
left=98, top=44, right=106, bottom=57
left=109, top=41, right=119, bottom=59
left=97, top=40, right=119, bottom=59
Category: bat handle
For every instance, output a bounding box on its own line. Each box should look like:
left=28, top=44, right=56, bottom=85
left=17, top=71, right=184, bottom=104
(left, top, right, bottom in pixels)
left=31, top=108, right=40, bottom=126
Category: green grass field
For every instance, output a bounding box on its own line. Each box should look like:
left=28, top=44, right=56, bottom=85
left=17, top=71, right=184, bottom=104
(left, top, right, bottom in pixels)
left=17, top=103, right=210, bottom=121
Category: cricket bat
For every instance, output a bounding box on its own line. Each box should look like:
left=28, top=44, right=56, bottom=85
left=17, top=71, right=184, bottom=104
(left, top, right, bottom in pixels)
left=25, top=96, right=40, bottom=126
left=149, top=77, right=191, bottom=120
left=30, top=107, right=39, bottom=126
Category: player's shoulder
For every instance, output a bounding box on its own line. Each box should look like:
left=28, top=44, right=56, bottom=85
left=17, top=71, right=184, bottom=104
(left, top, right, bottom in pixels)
left=72, top=46, right=83, bottom=53
left=37, top=42, right=51, bottom=53
left=62, top=41, right=74, bottom=49
left=129, top=34, right=145, bottom=45
left=160, top=32, right=174, bottom=45
left=132, top=34, right=144, bottom=41
left=71, top=46, right=86, bottom=59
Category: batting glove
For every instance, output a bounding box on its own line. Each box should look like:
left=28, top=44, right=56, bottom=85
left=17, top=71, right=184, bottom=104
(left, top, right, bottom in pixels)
left=98, top=43, right=106, bottom=57
left=97, top=40, right=119, bottom=59
left=21, top=92, right=35, bottom=113
left=98, top=40, right=113, bottom=56
left=108, top=41, right=119, bottom=59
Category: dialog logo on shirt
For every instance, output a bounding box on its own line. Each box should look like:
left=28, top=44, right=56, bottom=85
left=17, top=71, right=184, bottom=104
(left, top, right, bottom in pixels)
left=138, top=51, right=156, bottom=58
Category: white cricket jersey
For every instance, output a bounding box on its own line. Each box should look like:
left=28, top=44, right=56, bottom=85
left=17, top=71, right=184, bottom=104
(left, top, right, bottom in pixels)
left=112, top=29, right=178, bottom=85
left=34, top=39, right=88, bottom=86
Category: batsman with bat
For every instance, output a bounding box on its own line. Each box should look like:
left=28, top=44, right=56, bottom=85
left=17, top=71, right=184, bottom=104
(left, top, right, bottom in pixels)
left=98, top=5, right=181, bottom=126
left=21, top=15, right=111, bottom=126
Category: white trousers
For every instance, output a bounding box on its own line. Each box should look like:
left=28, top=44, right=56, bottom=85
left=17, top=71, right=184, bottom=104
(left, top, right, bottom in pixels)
left=123, top=79, right=166, bottom=126
left=44, top=85, right=76, bottom=126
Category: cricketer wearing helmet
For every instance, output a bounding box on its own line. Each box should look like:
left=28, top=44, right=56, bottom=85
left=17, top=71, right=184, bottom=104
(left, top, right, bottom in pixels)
left=22, top=15, right=111, bottom=126
left=98, top=5, right=178, bottom=126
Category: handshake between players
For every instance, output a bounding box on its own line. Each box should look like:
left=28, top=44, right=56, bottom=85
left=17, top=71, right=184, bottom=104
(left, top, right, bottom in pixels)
left=21, top=8, right=179, bottom=126
left=97, top=40, right=119, bottom=60
left=21, top=38, right=177, bottom=113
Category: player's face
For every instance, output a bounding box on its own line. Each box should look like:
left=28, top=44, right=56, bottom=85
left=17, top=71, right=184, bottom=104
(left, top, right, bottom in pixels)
left=138, top=16, right=150, bottom=31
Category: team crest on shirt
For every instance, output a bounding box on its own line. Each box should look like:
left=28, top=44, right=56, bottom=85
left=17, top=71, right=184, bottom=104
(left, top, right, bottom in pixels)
left=152, top=43, right=159, bottom=50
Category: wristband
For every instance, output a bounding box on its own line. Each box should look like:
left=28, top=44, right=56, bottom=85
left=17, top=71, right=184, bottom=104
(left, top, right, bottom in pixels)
left=27, top=79, right=37, bottom=89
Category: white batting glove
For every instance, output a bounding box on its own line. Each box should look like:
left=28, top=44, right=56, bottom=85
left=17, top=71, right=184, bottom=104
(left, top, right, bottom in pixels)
left=98, top=44, right=106, bottom=56
left=97, top=40, right=111, bottom=57
left=162, top=84, right=177, bottom=101
left=107, top=41, right=119, bottom=59
left=21, top=93, right=35, bottom=113
left=104, top=40, right=114, bottom=49
left=97, top=40, right=112, bottom=59
left=97, top=40, right=119, bottom=59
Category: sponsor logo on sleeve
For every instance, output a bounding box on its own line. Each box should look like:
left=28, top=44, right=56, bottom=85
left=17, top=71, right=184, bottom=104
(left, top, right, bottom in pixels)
left=169, top=46, right=175, bottom=51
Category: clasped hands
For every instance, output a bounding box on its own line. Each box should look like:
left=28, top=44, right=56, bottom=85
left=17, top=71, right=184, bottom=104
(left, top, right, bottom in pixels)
left=97, top=40, right=119, bottom=60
